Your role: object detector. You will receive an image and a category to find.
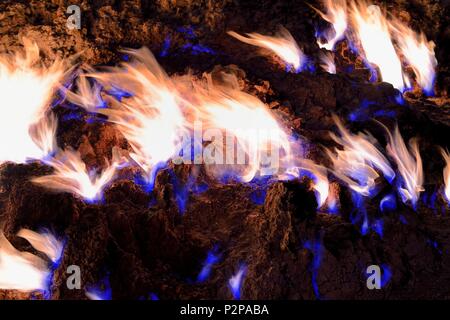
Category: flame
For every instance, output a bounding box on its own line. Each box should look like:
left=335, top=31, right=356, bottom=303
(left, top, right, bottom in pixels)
left=64, top=67, right=105, bottom=112
left=327, top=116, right=395, bottom=196
left=93, top=48, right=190, bottom=183
left=227, top=27, right=306, bottom=72
left=285, top=160, right=330, bottom=209
left=228, top=264, right=246, bottom=300
left=349, top=2, right=406, bottom=91
left=16, top=229, right=64, bottom=264
left=319, top=52, right=336, bottom=74
left=0, top=229, right=62, bottom=292
left=32, top=148, right=123, bottom=202
left=315, top=0, right=348, bottom=51
left=85, top=48, right=299, bottom=185
left=196, top=73, right=295, bottom=182
left=385, top=126, right=423, bottom=207
left=85, top=285, right=112, bottom=300
left=389, top=18, right=437, bottom=95
left=0, top=38, right=66, bottom=164
left=197, top=247, right=220, bottom=283
left=440, top=148, right=450, bottom=203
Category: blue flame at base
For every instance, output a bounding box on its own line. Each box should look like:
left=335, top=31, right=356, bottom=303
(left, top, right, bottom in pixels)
left=380, top=194, right=397, bottom=212
left=86, top=274, right=112, bottom=300
left=196, top=246, right=221, bottom=283
left=304, top=239, right=323, bottom=300
left=380, top=264, right=392, bottom=288
left=228, top=264, right=247, bottom=300
left=133, top=162, right=167, bottom=193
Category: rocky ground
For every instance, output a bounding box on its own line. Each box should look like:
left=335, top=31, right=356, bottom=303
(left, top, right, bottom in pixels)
left=0, top=0, right=449, bottom=299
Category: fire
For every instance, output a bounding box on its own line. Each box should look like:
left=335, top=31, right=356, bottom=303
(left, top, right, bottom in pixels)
left=227, top=27, right=306, bottom=72
left=327, top=116, right=395, bottom=196
left=85, top=48, right=298, bottom=185
left=32, top=147, right=123, bottom=203
left=196, top=73, right=295, bottom=182
left=389, top=18, right=437, bottom=95
left=314, top=1, right=438, bottom=94
left=349, top=2, right=406, bottom=91
left=319, top=52, right=336, bottom=74
left=228, top=264, right=246, bottom=300
left=440, top=148, right=450, bottom=203
left=0, top=229, right=62, bottom=292
left=93, top=48, right=190, bottom=185
left=285, top=160, right=331, bottom=209
left=16, top=229, right=64, bottom=264
left=0, top=38, right=66, bottom=164
left=64, top=67, right=105, bottom=112
left=85, top=280, right=112, bottom=300
left=385, top=126, right=423, bottom=207
left=315, top=0, right=348, bottom=51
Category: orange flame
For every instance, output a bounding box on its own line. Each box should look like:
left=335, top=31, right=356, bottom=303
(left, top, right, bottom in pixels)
left=64, top=67, right=105, bottom=112
left=319, top=52, right=336, bottom=74
left=0, top=38, right=66, bottom=164
left=32, top=148, right=124, bottom=202
left=227, top=27, right=306, bottom=72
left=315, top=0, right=348, bottom=51
left=93, top=48, right=191, bottom=183
left=385, top=126, right=423, bottom=207
left=327, top=116, right=395, bottom=196
left=195, top=72, right=295, bottom=182
left=0, top=229, right=62, bottom=292
left=349, top=2, right=406, bottom=91
left=389, top=17, right=437, bottom=95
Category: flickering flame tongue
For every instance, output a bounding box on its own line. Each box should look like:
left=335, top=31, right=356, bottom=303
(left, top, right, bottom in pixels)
left=389, top=18, right=437, bottom=95
left=93, top=47, right=190, bottom=184
left=227, top=27, right=306, bottom=72
left=0, top=38, right=65, bottom=164
left=228, top=265, right=246, bottom=300
left=64, top=67, right=105, bottom=112
left=32, top=147, right=123, bottom=203
left=315, top=0, right=348, bottom=51
left=196, top=72, right=295, bottom=182
left=0, top=229, right=63, bottom=292
left=350, top=3, right=406, bottom=91
left=16, top=229, right=63, bottom=264
left=440, top=149, right=450, bottom=203
left=319, top=52, right=336, bottom=74
left=385, top=126, right=423, bottom=207
left=327, top=116, right=395, bottom=196
left=285, top=159, right=331, bottom=209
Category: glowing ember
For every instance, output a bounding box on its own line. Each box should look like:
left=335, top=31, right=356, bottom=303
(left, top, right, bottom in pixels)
left=385, top=126, right=423, bottom=208
left=0, top=229, right=62, bottom=292
left=349, top=2, right=406, bottom=91
left=227, top=27, right=306, bottom=72
left=440, top=148, right=450, bottom=203
left=319, top=52, right=336, bottom=74
left=389, top=18, right=437, bottom=95
left=93, top=48, right=190, bottom=185
left=314, top=0, right=348, bottom=51
left=32, top=147, right=124, bottom=203
left=0, top=38, right=66, bottom=164
left=327, top=116, right=395, bottom=196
